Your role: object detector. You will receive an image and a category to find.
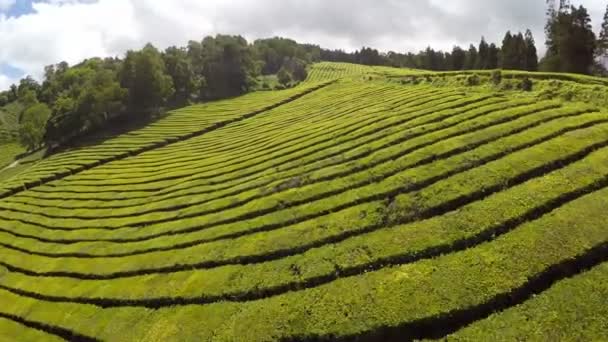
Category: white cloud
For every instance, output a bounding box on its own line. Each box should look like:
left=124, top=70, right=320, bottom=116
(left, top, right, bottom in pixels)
left=0, top=0, right=15, bottom=11
left=0, top=73, right=17, bottom=90
left=0, top=0, right=606, bottom=90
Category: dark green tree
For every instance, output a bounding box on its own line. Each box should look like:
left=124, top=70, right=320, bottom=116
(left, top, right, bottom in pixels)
left=514, top=32, right=528, bottom=69
left=451, top=46, right=466, bottom=70
left=487, top=43, right=500, bottom=69
left=19, top=103, right=51, bottom=150
left=277, top=67, right=292, bottom=86
left=163, top=46, right=201, bottom=106
left=464, top=44, right=478, bottom=69
left=598, top=4, right=608, bottom=59
left=476, top=37, right=490, bottom=69
left=197, top=35, right=258, bottom=100
left=120, top=43, right=174, bottom=113
left=45, top=59, right=127, bottom=146
left=542, top=2, right=596, bottom=74
left=501, top=31, right=516, bottom=69
left=524, top=29, right=539, bottom=71
left=283, top=57, right=308, bottom=81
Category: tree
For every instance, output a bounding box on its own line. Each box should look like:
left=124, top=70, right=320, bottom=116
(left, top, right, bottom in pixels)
left=464, top=44, right=478, bottom=69
left=17, top=76, right=40, bottom=99
left=277, top=67, right=292, bottom=86
left=44, top=59, right=127, bottom=146
left=501, top=31, right=516, bottom=69
left=19, top=103, right=51, bottom=150
left=18, top=89, right=38, bottom=108
left=254, top=37, right=319, bottom=75
left=542, top=3, right=596, bottom=74
left=357, top=47, right=385, bottom=66
left=451, top=46, right=466, bottom=70
left=476, top=37, right=490, bottom=69
left=120, top=43, right=174, bottom=113
left=8, top=85, right=18, bottom=103
left=524, top=29, right=539, bottom=71
left=487, top=43, right=500, bottom=69
left=513, top=32, right=528, bottom=69
left=197, top=35, right=258, bottom=100
left=163, top=46, right=200, bottom=106
left=283, top=57, right=308, bottom=81
left=598, top=4, right=608, bottom=59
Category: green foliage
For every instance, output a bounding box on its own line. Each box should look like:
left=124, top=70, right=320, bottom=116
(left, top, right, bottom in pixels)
left=491, top=70, right=502, bottom=85
left=598, top=5, right=608, bottom=57
left=120, top=44, right=174, bottom=113
left=162, top=46, right=201, bottom=106
left=194, top=35, right=259, bottom=100
left=0, top=36, right=319, bottom=150
left=254, top=37, right=320, bottom=75
left=18, top=103, right=50, bottom=150
left=543, top=3, right=597, bottom=74
left=519, top=77, right=534, bottom=91
left=500, top=30, right=538, bottom=71
left=466, top=74, right=481, bottom=86
left=45, top=59, right=127, bottom=146
left=277, top=67, right=292, bottom=86
left=464, top=44, right=478, bottom=69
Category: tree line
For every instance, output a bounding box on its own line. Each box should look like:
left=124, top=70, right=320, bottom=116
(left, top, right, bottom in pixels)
left=320, top=30, right=538, bottom=72
left=322, top=1, right=608, bottom=75
left=1, top=1, right=607, bottom=152
left=0, top=36, right=320, bottom=150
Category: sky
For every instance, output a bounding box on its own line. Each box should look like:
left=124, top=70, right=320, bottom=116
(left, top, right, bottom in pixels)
left=0, top=0, right=607, bottom=90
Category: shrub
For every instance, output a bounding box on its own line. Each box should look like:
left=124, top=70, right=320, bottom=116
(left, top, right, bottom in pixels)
left=466, top=74, right=480, bottom=86
left=277, top=67, right=292, bottom=86
left=520, top=77, right=533, bottom=91
left=500, top=80, right=517, bottom=91
left=491, top=70, right=502, bottom=86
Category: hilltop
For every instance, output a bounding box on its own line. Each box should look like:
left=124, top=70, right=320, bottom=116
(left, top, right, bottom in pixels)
left=0, top=62, right=607, bottom=341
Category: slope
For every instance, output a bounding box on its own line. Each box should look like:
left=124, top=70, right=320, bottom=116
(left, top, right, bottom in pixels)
left=0, top=62, right=607, bottom=341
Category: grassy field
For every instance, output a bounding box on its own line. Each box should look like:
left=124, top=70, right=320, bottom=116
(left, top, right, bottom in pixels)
left=0, top=62, right=607, bottom=341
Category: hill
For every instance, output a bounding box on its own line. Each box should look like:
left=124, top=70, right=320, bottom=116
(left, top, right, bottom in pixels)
left=0, top=102, right=25, bottom=175
left=0, top=62, right=607, bottom=341
left=0, top=102, right=21, bottom=142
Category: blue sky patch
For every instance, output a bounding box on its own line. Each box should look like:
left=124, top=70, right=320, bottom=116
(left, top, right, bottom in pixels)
left=1, top=0, right=35, bottom=18
left=0, top=64, right=24, bottom=78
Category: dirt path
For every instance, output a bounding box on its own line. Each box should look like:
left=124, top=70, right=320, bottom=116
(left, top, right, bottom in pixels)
left=0, top=160, right=19, bottom=172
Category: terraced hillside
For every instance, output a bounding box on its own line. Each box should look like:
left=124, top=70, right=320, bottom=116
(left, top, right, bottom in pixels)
left=0, top=62, right=607, bottom=341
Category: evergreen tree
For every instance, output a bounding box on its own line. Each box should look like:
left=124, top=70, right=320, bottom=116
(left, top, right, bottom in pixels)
left=487, top=43, right=500, bottom=69
left=500, top=31, right=516, bottom=69
left=451, top=46, right=466, bottom=70
left=464, top=44, right=478, bottom=69
left=476, top=37, right=489, bottom=69
left=598, top=4, right=608, bottom=60
left=513, top=32, right=527, bottom=69
left=524, top=29, right=539, bottom=71
left=542, top=2, right=596, bottom=74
